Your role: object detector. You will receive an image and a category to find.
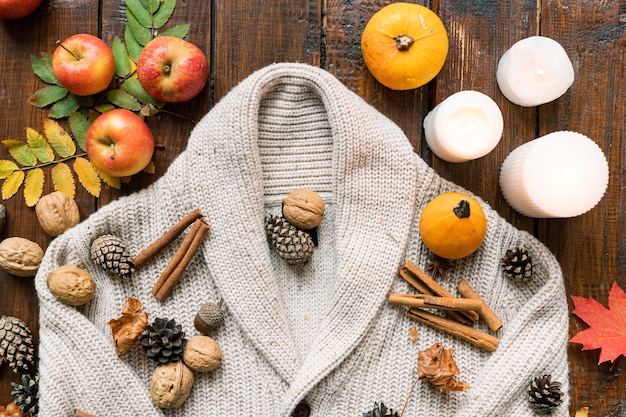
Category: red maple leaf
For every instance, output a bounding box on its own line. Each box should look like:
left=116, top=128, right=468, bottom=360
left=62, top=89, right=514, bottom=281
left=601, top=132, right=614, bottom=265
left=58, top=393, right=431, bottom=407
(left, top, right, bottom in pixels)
left=570, top=281, right=626, bottom=364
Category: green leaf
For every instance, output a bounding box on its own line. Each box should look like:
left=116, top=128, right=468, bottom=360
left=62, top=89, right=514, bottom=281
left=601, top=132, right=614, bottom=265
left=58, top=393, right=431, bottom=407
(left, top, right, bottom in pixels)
left=3, top=140, right=37, bottom=167
left=26, top=128, right=55, bottom=163
left=126, top=0, right=153, bottom=28
left=122, top=78, right=164, bottom=107
left=75, top=95, right=95, bottom=107
left=159, top=23, right=190, bottom=39
left=124, top=24, right=144, bottom=63
left=69, top=112, right=91, bottom=152
left=94, top=103, right=117, bottom=113
left=28, top=85, right=68, bottom=108
left=153, top=0, right=176, bottom=29
left=44, top=119, right=76, bottom=158
left=31, top=53, right=58, bottom=85
left=51, top=162, right=76, bottom=199
left=24, top=168, right=44, bottom=207
left=106, top=89, right=142, bottom=111
left=112, top=37, right=133, bottom=78
left=2, top=170, right=25, bottom=200
left=0, top=160, right=19, bottom=179
left=74, top=157, right=101, bottom=197
left=49, top=94, right=81, bottom=119
left=127, top=8, right=153, bottom=46
left=141, top=0, right=160, bottom=14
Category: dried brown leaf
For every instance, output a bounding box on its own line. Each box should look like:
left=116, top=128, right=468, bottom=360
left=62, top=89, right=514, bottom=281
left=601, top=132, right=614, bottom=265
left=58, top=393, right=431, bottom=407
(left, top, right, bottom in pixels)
left=107, top=297, right=149, bottom=356
left=408, top=326, right=419, bottom=342
left=417, top=342, right=470, bottom=392
left=575, top=407, right=589, bottom=417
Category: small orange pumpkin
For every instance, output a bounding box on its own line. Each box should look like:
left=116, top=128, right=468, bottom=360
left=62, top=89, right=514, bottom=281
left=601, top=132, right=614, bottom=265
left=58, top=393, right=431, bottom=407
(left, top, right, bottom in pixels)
left=360, top=2, right=449, bottom=90
left=419, top=192, right=487, bottom=260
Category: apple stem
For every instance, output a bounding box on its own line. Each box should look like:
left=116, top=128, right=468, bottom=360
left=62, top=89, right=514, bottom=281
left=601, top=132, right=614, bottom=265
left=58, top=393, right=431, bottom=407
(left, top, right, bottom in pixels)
left=56, top=40, right=82, bottom=61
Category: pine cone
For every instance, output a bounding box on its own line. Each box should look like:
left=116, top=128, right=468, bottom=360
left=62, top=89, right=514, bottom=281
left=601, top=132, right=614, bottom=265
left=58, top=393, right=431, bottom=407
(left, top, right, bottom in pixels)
left=140, top=317, right=187, bottom=364
left=501, top=247, right=535, bottom=281
left=527, top=375, right=563, bottom=414
left=11, top=373, right=39, bottom=417
left=265, top=214, right=314, bottom=264
left=362, top=402, right=400, bottom=417
left=0, top=316, right=35, bottom=373
left=90, top=234, right=135, bottom=277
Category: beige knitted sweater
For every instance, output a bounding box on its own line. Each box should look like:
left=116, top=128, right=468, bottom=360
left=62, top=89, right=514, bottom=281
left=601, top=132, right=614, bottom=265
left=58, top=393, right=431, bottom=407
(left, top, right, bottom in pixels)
left=35, top=63, right=569, bottom=417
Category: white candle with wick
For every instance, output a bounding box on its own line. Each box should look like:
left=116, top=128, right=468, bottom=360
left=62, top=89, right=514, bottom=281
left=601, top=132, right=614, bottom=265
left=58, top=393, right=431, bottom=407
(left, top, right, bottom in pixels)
left=423, top=90, right=504, bottom=163
left=497, top=36, right=575, bottom=107
left=499, top=131, right=609, bottom=218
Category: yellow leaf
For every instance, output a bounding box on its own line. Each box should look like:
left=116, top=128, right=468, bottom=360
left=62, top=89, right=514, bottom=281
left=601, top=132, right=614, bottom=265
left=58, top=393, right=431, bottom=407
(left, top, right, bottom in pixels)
left=95, top=167, right=121, bottom=190
left=575, top=407, right=589, bottom=417
left=24, top=168, right=44, bottom=207
left=2, top=170, right=25, bottom=200
left=73, top=157, right=101, bottom=197
left=44, top=118, right=76, bottom=158
left=26, top=127, right=55, bottom=163
left=52, top=162, right=76, bottom=199
left=0, top=160, right=19, bottom=179
left=142, top=160, right=155, bottom=174
left=3, top=139, right=37, bottom=167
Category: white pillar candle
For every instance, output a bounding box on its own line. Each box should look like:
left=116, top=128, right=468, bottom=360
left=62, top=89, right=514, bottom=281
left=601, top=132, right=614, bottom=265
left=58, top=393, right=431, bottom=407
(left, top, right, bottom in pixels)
left=499, top=131, right=609, bottom=218
left=423, top=91, right=504, bottom=163
left=496, top=36, right=575, bottom=107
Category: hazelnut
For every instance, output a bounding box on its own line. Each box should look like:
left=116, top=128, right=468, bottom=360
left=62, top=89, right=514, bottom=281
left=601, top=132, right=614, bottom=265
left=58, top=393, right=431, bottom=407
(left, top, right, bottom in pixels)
left=182, top=335, right=222, bottom=372
left=35, top=191, right=80, bottom=236
left=282, top=189, right=325, bottom=229
left=0, top=237, right=44, bottom=277
left=150, top=360, right=194, bottom=409
left=47, top=265, right=96, bottom=306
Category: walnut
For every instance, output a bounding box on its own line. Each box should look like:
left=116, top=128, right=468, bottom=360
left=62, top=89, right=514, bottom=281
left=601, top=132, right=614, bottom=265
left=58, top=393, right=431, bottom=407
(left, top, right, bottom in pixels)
left=150, top=360, right=194, bottom=409
left=47, top=265, right=96, bottom=306
left=282, top=189, right=325, bottom=229
left=0, top=237, right=44, bottom=277
left=35, top=191, right=80, bottom=236
left=182, top=335, right=222, bottom=372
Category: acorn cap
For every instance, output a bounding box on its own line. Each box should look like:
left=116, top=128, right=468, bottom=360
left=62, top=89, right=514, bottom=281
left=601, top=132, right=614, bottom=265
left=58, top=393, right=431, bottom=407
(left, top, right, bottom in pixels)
left=194, top=302, right=224, bottom=334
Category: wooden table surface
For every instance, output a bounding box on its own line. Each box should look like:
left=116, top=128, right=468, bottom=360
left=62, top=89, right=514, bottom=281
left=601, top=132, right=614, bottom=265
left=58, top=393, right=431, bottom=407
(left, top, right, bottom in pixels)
left=0, top=0, right=624, bottom=415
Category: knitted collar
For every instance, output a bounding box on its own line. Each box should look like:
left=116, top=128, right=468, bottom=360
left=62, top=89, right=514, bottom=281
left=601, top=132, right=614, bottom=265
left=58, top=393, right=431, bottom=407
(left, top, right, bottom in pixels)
left=183, top=63, right=424, bottom=410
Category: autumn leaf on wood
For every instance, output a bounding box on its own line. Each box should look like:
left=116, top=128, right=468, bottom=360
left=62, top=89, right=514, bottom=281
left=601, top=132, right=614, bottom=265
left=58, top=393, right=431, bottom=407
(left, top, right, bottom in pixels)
left=570, top=281, right=626, bottom=364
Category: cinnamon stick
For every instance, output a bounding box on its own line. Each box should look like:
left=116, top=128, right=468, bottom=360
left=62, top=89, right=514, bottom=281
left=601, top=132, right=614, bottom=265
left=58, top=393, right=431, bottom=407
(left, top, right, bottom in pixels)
left=75, top=411, right=98, bottom=417
left=456, top=280, right=503, bottom=332
left=407, top=308, right=499, bottom=352
left=399, top=260, right=479, bottom=323
left=389, top=293, right=483, bottom=311
left=154, top=219, right=210, bottom=302
left=134, top=208, right=203, bottom=269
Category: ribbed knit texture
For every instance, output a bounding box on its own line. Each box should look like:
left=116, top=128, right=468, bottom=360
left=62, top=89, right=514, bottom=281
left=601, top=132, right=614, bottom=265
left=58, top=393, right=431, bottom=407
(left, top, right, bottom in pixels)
left=34, top=63, right=569, bottom=417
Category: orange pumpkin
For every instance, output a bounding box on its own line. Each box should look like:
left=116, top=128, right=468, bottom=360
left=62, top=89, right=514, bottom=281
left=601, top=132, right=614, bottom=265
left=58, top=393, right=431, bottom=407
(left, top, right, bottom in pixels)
left=360, top=2, right=449, bottom=90
left=419, top=192, right=487, bottom=260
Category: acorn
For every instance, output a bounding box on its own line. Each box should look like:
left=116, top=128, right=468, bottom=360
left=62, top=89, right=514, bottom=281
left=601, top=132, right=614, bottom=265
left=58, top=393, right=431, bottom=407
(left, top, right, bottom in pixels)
left=194, top=301, right=224, bottom=334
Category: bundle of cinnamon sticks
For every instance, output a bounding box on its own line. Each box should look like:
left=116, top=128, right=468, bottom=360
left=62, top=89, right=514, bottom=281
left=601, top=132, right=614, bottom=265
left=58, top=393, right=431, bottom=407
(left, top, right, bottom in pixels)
left=134, top=208, right=210, bottom=302
left=391, top=260, right=503, bottom=352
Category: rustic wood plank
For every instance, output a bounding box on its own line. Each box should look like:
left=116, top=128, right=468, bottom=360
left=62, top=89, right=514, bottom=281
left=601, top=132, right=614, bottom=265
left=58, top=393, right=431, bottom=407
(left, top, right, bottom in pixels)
left=324, top=0, right=426, bottom=151
left=538, top=1, right=626, bottom=415
left=433, top=0, right=537, bottom=232
left=212, top=0, right=321, bottom=102
left=0, top=0, right=101, bottom=403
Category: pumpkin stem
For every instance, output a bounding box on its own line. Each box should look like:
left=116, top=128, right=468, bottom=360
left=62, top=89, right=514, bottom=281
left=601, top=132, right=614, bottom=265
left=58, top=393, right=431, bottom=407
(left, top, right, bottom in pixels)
left=394, top=34, right=414, bottom=51
left=453, top=199, right=471, bottom=218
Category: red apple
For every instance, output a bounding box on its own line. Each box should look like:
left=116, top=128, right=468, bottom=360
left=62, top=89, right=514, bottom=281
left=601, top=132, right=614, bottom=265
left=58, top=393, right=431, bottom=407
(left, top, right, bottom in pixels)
left=52, top=34, right=115, bottom=96
left=0, top=0, right=42, bottom=20
left=137, top=36, right=208, bottom=103
left=86, top=109, right=155, bottom=178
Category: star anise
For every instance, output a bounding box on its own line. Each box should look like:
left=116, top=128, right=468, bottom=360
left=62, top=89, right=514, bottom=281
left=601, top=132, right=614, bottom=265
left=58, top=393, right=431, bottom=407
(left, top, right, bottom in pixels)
left=425, top=253, right=454, bottom=280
